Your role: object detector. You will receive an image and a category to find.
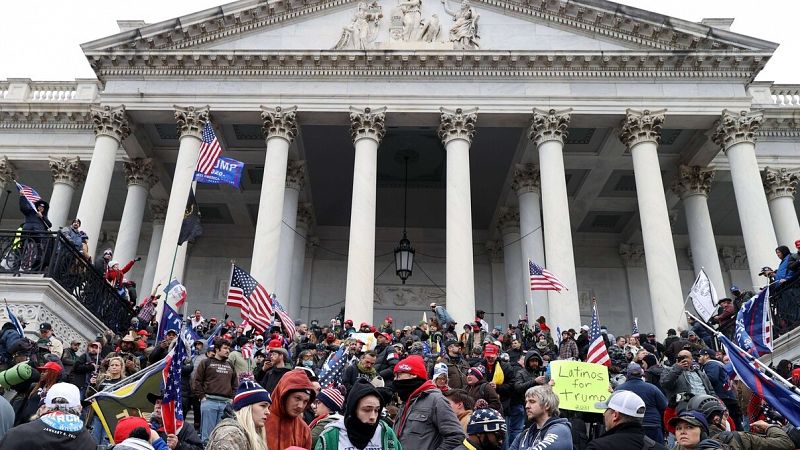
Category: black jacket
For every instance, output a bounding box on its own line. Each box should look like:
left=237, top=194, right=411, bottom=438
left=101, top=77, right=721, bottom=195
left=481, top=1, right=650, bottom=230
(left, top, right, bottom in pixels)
left=480, top=358, right=517, bottom=413
left=261, top=366, right=292, bottom=393
left=514, top=350, right=546, bottom=395
left=157, top=422, right=204, bottom=450
left=585, top=421, right=668, bottom=450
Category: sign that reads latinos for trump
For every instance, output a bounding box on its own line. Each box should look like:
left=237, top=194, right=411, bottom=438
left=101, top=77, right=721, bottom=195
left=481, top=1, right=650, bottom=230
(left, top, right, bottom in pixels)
left=549, top=360, right=610, bottom=412
left=194, top=156, right=244, bottom=188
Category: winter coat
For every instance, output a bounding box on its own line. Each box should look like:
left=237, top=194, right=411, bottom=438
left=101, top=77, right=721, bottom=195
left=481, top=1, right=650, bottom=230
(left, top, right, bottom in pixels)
left=558, top=339, right=579, bottom=360
left=585, top=422, right=667, bottom=450
left=643, top=365, right=666, bottom=396
left=672, top=439, right=727, bottom=450
left=710, top=424, right=795, bottom=450
left=19, top=196, right=51, bottom=232
left=206, top=418, right=252, bottom=450
left=509, top=416, right=572, bottom=450
left=614, top=378, right=667, bottom=430
left=465, top=380, right=502, bottom=411
left=393, top=381, right=465, bottom=450
left=481, top=358, right=518, bottom=413
left=514, top=350, right=546, bottom=395
left=701, top=359, right=736, bottom=399
left=776, top=255, right=797, bottom=284
left=156, top=422, right=204, bottom=450
left=660, top=364, right=715, bottom=400
left=106, top=260, right=135, bottom=288
left=434, top=353, right=469, bottom=389
left=0, top=324, right=23, bottom=363
left=0, top=411, right=96, bottom=449
left=115, top=437, right=169, bottom=450
left=266, top=369, right=316, bottom=450
left=311, top=414, right=343, bottom=448
left=260, top=365, right=292, bottom=393
left=315, top=418, right=401, bottom=450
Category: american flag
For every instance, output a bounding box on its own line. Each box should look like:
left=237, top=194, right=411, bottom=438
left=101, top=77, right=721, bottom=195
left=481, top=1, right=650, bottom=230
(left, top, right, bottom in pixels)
left=15, top=181, right=41, bottom=208
left=586, top=299, right=611, bottom=366
left=319, top=346, right=347, bottom=387
left=271, top=295, right=296, bottom=340
left=161, top=328, right=187, bottom=434
left=196, top=123, right=222, bottom=175
left=227, top=265, right=273, bottom=333
left=529, top=260, right=567, bottom=292
left=632, top=317, right=639, bottom=338
left=240, top=342, right=253, bottom=360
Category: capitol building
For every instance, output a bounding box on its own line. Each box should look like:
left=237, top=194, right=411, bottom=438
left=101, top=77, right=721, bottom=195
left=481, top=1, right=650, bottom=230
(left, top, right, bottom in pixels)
left=1, top=0, right=799, bottom=359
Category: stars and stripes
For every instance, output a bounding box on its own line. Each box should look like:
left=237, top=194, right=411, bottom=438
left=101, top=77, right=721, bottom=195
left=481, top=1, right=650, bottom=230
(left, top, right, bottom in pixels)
left=632, top=317, right=639, bottom=338
left=196, top=123, right=223, bottom=175
left=736, top=287, right=773, bottom=357
left=529, top=260, right=568, bottom=292
left=15, top=181, right=41, bottom=208
left=240, top=342, right=253, bottom=360
left=586, top=299, right=611, bottom=366
left=227, top=265, right=273, bottom=333
left=271, top=295, right=296, bottom=340
left=319, top=346, right=347, bottom=387
left=161, top=328, right=187, bottom=435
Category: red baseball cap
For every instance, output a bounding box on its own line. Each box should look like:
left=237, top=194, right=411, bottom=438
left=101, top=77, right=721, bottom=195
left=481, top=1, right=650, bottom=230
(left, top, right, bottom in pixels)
left=37, top=361, right=63, bottom=373
left=394, top=355, right=428, bottom=379
left=483, top=343, right=500, bottom=356
left=137, top=330, right=149, bottom=336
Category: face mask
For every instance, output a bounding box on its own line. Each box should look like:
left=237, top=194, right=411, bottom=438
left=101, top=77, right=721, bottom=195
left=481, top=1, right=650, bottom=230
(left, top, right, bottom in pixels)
left=394, top=377, right=425, bottom=401
left=303, top=360, right=314, bottom=368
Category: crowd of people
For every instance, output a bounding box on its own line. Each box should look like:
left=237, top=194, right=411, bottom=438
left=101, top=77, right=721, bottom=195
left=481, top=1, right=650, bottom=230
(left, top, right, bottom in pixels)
left=1, top=299, right=799, bottom=450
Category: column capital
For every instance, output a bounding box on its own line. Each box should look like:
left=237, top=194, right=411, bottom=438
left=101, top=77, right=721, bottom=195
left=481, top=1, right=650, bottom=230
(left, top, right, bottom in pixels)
left=349, top=106, right=386, bottom=144
left=149, top=198, right=168, bottom=224
left=48, top=156, right=87, bottom=188
left=297, top=202, right=315, bottom=230
left=0, top=156, right=16, bottom=187
left=619, top=109, right=666, bottom=148
left=762, top=166, right=800, bottom=201
left=719, top=245, right=749, bottom=270
left=174, top=105, right=210, bottom=140
left=261, top=105, right=298, bottom=143
left=485, top=240, right=504, bottom=263
left=529, top=108, right=572, bottom=147
left=672, top=165, right=715, bottom=199
left=438, top=107, right=478, bottom=146
left=497, top=206, right=520, bottom=234
left=619, top=243, right=646, bottom=267
left=512, top=163, right=541, bottom=195
left=285, top=160, right=306, bottom=191
left=123, top=158, right=158, bottom=188
left=712, top=109, right=763, bottom=152
left=91, top=105, right=131, bottom=142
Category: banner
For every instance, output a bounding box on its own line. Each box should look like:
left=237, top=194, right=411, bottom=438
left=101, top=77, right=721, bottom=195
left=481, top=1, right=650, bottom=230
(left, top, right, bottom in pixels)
left=549, top=360, right=609, bottom=412
left=349, top=332, right=378, bottom=351
left=193, top=156, right=244, bottom=188
left=735, top=287, right=772, bottom=356
left=688, top=269, right=717, bottom=322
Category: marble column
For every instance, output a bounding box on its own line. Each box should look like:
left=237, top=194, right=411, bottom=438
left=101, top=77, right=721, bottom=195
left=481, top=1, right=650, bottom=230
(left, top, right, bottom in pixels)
left=529, top=108, right=581, bottom=329
left=152, top=106, right=208, bottom=291
left=762, top=167, right=800, bottom=247
left=672, top=165, right=726, bottom=295
left=499, top=207, right=526, bottom=323
left=276, top=160, right=305, bottom=307
left=289, top=203, right=313, bottom=319
left=344, top=106, right=386, bottom=325
left=0, top=157, right=16, bottom=226
left=513, top=163, right=547, bottom=320
left=486, top=240, right=507, bottom=321
left=140, top=199, right=167, bottom=299
left=712, top=110, right=777, bottom=288
left=77, top=105, right=131, bottom=257
left=438, top=107, right=478, bottom=327
left=619, top=109, right=684, bottom=338
left=114, top=159, right=157, bottom=265
left=47, top=156, right=86, bottom=229
left=619, top=243, right=654, bottom=331
left=251, top=106, right=298, bottom=290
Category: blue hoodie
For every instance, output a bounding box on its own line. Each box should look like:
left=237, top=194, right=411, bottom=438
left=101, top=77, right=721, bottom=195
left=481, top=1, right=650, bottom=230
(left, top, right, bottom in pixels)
left=509, top=416, right=572, bottom=450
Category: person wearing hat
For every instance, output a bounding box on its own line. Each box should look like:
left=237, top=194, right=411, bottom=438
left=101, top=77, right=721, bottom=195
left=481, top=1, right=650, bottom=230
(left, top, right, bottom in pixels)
left=393, top=354, right=465, bottom=450
left=668, top=411, right=723, bottom=450
left=112, top=416, right=170, bottom=450
left=452, top=399, right=507, bottom=450
left=105, top=257, right=141, bottom=301
left=697, top=350, right=742, bottom=430
left=434, top=339, right=469, bottom=390
left=381, top=316, right=394, bottom=334
left=432, top=362, right=450, bottom=392
left=192, top=338, right=238, bottom=444
left=710, top=297, right=737, bottom=341
left=465, top=365, right=502, bottom=412
left=59, top=217, right=84, bottom=250
left=342, top=350, right=379, bottom=393
left=204, top=380, right=271, bottom=450
left=260, top=339, right=293, bottom=392
left=0, top=321, right=24, bottom=369
left=476, top=310, right=490, bottom=334
left=557, top=329, right=579, bottom=360
left=147, top=391, right=204, bottom=450
left=588, top=390, right=668, bottom=450
left=613, top=363, right=668, bottom=443
left=108, top=332, right=143, bottom=374
left=310, top=385, right=346, bottom=446
left=689, top=395, right=794, bottom=450
left=266, top=368, right=317, bottom=450
left=36, top=322, right=63, bottom=359
left=18, top=194, right=51, bottom=232
left=510, top=385, right=571, bottom=450
left=11, top=360, right=62, bottom=427
left=0, top=382, right=96, bottom=449
left=641, top=333, right=666, bottom=361
left=60, top=339, right=81, bottom=382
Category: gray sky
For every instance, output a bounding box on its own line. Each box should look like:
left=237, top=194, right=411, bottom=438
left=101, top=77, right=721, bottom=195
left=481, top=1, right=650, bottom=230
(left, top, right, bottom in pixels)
left=2, top=0, right=797, bottom=83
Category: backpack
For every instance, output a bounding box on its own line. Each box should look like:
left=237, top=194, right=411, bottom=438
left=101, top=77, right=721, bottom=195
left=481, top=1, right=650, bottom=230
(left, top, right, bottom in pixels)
left=318, top=421, right=397, bottom=450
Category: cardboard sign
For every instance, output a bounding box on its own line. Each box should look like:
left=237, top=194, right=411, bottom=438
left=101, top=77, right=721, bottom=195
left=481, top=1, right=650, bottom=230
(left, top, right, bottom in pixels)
left=549, top=360, right=610, bottom=413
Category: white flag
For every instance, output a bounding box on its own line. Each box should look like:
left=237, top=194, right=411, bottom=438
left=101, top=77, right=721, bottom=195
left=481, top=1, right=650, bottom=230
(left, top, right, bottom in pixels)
left=689, top=269, right=718, bottom=322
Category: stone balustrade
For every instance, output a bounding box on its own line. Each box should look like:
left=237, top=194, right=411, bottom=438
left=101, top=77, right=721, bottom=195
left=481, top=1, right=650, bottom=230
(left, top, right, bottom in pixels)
left=0, top=78, right=100, bottom=103
left=770, top=85, right=800, bottom=106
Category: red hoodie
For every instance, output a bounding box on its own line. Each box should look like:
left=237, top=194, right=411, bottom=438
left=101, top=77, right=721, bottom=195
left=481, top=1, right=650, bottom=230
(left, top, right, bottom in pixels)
left=266, top=369, right=316, bottom=450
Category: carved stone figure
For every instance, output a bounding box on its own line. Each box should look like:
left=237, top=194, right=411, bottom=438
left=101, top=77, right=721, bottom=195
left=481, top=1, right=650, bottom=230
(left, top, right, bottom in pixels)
left=397, top=0, right=423, bottom=41
left=419, top=14, right=441, bottom=42
left=334, top=1, right=383, bottom=50
left=441, top=0, right=480, bottom=49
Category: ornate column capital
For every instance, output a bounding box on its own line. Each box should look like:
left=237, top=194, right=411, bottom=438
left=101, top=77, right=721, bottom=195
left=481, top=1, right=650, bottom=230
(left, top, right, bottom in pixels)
left=285, top=160, right=306, bottom=191
left=672, top=165, right=715, bottom=199
left=438, top=107, right=478, bottom=146
left=0, top=156, right=16, bottom=187
left=619, top=243, right=646, bottom=267
left=123, top=158, right=158, bottom=188
left=762, top=166, right=800, bottom=201
left=619, top=108, right=666, bottom=148
left=261, top=105, right=298, bottom=143
left=497, top=206, right=520, bottom=235
left=719, top=246, right=749, bottom=271
left=529, top=108, right=572, bottom=147
left=49, top=156, right=87, bottom=188
left=174, top=105, right=210, bottom=140
left=485, top=240, right=504, bottom=263
left=90, top=105, right=131, bottom=142
left=512, top=163, right=541, bottom=195
left=149, top=199, right=168, bottom=224
left=712, top=109, right=763, bottom=152
left=296, top=202, right=315, bottom=230
left=349, top=106, right=386, bottom=144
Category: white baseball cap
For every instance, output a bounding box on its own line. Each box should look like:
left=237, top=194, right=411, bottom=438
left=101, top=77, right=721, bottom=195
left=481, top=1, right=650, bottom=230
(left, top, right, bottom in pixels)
left=45, top=382, right=81, bottom=408
left=594, top=390, right=645, bottom=418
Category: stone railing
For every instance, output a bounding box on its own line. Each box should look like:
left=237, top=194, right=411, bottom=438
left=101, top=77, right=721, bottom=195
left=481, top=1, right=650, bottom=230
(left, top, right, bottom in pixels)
left=770, top=85, right=800, bottom=107
left=0, top=78, right=100, bottom=103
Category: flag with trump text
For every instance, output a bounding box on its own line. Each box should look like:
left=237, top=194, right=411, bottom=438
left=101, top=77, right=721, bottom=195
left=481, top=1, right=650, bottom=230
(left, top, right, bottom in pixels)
left=161, top=328, right=187, bottom=434
left=157, top=303, right=182, bottom=342
left=529, top=260, right=567, bottom=292
left=227, top=265, right=274, bottom=333
left=586, top=299, right=611, bottom=366
left=736, top=287, right=773, bottom=357
left=196, top=123, right=223, bottom=175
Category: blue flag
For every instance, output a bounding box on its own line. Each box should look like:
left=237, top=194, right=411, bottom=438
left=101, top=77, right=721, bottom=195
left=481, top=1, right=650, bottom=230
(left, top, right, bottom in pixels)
left=158, top=304, right=182, bottom=342
left=194, top=157, right=244, bottom=188
left=319, top=346, right=347, bottom=387
left=735, top=287, right=773, bottom=356
left=5, top=305, right=24, bottom=337
left=206, top=321, right=224, bottom=349
left=719, top=334, right=800, bottom=426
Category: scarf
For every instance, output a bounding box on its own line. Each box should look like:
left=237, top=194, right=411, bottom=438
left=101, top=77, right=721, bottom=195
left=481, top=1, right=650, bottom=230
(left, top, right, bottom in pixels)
left=394, top=377, right=426, bottom=402
left=357, top=362, right=378, bottom=378
left=345, top=415, right=380, bottom=450
left=396, top=379, right=437, bottom=436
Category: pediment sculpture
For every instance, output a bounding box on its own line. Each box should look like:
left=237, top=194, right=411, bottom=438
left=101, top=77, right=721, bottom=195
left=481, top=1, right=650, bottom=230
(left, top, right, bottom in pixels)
left=441, top=0, right=480, bottom=49
left=334, top=1, right=384, bottom=50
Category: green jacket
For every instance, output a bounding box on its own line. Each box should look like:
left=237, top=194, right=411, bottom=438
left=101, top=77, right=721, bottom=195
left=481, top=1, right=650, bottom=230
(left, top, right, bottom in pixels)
left=711, top=424, right=795, bottom=450
left=315, top=419, right=402, bottom=450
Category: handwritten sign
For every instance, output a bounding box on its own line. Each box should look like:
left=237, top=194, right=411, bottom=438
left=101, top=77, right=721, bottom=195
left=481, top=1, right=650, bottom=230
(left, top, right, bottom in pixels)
left=549, top=360, right=609, bottom=413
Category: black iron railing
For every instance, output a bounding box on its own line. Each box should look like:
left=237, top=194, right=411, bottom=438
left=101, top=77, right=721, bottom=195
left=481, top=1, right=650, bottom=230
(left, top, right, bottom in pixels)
left=770, top=276, right=800, bottom=338
left=0, top=229, right=134, bottom=333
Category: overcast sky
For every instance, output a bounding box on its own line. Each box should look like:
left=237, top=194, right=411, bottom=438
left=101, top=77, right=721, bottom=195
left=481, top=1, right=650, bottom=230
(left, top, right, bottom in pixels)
left=2, top=0, right=797, bottom=83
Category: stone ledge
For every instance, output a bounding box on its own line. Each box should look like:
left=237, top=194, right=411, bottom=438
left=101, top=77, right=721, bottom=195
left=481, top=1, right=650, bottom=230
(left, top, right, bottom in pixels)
left=771, top=327, right=800, bottom=363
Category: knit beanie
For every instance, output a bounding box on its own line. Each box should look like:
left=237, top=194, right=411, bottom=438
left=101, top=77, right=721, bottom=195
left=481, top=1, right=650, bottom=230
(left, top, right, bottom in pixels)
left=393, top=355, right=428, bottom=379
left=316, top=385, right=346, bottom=414
left=233, top=380, right=272, bottom=411
left=432, top=363, right=449, bottom=381
left=468, top=365, right=486, bottom=381
left=114, top=416, right=150, bottom=443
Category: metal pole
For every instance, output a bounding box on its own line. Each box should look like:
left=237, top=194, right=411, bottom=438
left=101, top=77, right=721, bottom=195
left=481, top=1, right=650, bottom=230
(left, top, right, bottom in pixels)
left=0, top=190, right=11, bottom=225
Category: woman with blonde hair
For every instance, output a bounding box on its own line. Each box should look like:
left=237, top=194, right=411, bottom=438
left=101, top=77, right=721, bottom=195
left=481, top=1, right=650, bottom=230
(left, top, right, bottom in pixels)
left=87, top=355, right=126, bottom=444
left=207, top=380, right=271, bottom=450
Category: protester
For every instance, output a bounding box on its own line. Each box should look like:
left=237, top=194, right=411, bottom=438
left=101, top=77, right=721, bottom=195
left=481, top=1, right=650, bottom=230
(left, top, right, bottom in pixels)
left=661, top=350, right=715, bottom=399
left=466, top=365, right=502, bottom=411
left=113, top=416, right=170, bottom=450
left=267, top=368, right=316, bottom=450
left=342, top=350, right=379, bottom=392
left=206, top=380, right=271, bottom=450
left=454, top=399, right=507, bottom=450
left=615, top=362, right=668, bottom=443
left=444, top=389, right=476, bottom=433
left=149, top=391, right=204, bottom=450
left=588, top=390, right=668, bottom=450
left=261, top=339, right=292, bottom=392
left=668, top=411, right=724, bottom=450
left=192, top=338, right=238, bottom=443
left=310, top=385, right=346, bottom=446
left=509, top=385, right=572, bottom=450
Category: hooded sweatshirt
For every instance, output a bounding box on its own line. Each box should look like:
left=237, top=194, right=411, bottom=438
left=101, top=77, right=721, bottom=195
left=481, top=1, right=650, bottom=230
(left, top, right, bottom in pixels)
left=266, top=369, right=316, bottom=450
left=510, top=416, right=572, bottom=450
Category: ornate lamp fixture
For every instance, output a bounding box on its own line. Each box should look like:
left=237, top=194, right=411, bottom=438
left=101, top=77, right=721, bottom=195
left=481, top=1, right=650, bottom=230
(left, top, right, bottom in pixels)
left=394, top=156, right=415, bottom=283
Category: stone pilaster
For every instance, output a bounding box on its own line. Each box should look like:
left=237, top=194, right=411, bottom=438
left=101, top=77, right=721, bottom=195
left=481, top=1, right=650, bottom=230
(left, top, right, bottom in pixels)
left=90, top=105, right=131, bottom=142
left=672, top=165, right=714, bottom=199
left=49, top=156, right=86, bottom=188
left=261, top=106, right=298, bottom=143
left=512, top=163, right=541, bottom=195
left=349, top=106, right=386, bottom=144
left=711, top=109, right=763, bottom=153
left=123, top=158, right=158, bottom=188
left=529, top=108, right=571, bottom=147
left=619, top=109, right=666, bottom=148
left=285, top=160, right=306, bottom=191
left=174, top=105, right=210, bottom=139
left=438, top=107, right=478, bottom=145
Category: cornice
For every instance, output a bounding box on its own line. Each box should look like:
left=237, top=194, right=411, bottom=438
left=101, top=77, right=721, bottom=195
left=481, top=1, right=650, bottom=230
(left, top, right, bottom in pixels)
left=0, top=111, right=94, bottom=130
